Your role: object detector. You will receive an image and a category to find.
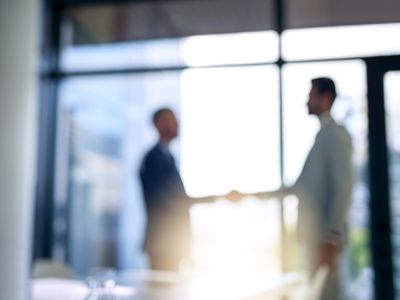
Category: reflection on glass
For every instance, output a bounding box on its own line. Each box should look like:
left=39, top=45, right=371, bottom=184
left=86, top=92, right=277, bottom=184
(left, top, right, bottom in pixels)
left=57, top=73, right=181, bottom=275
left=384, top=71, right=400, bottom=297
left=282, top=23, right=400, bottom=61
left=282, top=60, right=372, bottom=299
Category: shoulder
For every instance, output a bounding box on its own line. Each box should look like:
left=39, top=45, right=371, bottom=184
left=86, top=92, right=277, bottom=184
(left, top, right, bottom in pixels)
left=141, top=144, right=163, bottom=166
left=147, top=144, right=162, bottom=157
left=324, top=121, right=352, bottom=147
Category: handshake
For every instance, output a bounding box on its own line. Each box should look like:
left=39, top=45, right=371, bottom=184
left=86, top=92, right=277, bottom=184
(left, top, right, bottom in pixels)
left=225, top=190, right=246, bottom=202
left=221, top=188, right=286, bottom=203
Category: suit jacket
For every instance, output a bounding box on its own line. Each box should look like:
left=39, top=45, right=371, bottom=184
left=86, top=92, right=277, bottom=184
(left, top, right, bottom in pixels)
left=293, top=115, right=353, bottom=246
left=139, top=142, right=191, bottom=257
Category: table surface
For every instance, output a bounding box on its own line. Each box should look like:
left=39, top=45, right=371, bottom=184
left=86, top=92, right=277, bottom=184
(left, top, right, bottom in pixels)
left=31, top=270, right=302, bottom=300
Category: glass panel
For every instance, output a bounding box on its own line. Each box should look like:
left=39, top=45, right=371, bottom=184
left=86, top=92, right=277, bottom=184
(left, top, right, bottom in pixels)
left=60, top=39, right=184, bottom=71
left=182, top=31, right=279, bottom=67
left=282, top=60, right=372, bottom=299
left=181, top=66, right=280, bottom=196
left=384, top=71, right=400, bottom=297
left=56, top=73, right=182, bottom=275
left=56, top=65, right=281, bottom=278
left=282, top=23, right=400, bottom=61
left=190, top=199, right=282, bottom=289
left=60, top=31, right=278, bottom=72
left=183, top=66, right=282, bottom=280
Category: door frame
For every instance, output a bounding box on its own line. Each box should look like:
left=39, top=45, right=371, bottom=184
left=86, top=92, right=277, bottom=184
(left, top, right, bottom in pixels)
left=366, top=55, right=400, bottom=300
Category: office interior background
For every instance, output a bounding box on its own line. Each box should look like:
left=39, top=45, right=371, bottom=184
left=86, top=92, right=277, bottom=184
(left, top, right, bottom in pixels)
left=1, top=0, right=400, bottom=299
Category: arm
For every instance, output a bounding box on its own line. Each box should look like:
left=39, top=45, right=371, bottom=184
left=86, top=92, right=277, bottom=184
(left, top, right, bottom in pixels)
left=223, top=187, right=294, bottom=203
left=189, top=190, right=249, bottom=204
left=188, top=194, right=223, bottom=204
left=253, top=186, right=294, bottom=200
left=324, top=129, right=353, bottom=245
left=319, top=129, right=353, bottom=269
left=187, top=189, right=275, bottom=205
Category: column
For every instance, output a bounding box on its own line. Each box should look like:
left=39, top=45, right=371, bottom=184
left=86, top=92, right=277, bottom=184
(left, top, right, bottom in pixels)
left=0, top=1, right=38, bottom=299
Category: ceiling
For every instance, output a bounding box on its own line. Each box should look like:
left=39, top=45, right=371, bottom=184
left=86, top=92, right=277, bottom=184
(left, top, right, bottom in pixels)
left=63, top=0, right=400, bottom=44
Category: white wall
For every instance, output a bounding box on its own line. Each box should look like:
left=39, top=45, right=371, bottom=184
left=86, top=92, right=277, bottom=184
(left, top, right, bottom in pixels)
left=0, top=1, right=38, bottom=299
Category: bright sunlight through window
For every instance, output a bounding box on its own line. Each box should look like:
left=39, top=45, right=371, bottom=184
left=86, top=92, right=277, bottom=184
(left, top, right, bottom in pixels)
left=282, top=23, right=400, bottom=61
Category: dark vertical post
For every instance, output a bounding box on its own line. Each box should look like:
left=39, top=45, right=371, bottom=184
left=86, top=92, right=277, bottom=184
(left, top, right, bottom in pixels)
left=34, top=0, right=63, bottom=260
left=366, top=58, right=395, bottom=300
left=274, top=0, right=289, bottom=277
left=276, top=0, right=284, bottom=183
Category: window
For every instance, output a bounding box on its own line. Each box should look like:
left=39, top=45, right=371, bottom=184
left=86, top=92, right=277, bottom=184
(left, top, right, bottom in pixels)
left=182, top=31, right=279, bottom=67
left=282, top=23, right=400, bottom=61
left=56, top=53, right=282, bottom=276
left=181, top=66, right=281, bottom=278
left=56, top=73, right=181, bottom=272
left=385, top=71, right=400, bottom=296
left=61, top=31, right=278, bottom=71
left=47, top=9, right=400, bottom=299
left=181, top=66, right=280, bottom=196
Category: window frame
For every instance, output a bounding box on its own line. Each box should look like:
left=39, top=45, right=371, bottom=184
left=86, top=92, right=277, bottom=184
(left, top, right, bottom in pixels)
left=37, top=1, right=400, bottom=299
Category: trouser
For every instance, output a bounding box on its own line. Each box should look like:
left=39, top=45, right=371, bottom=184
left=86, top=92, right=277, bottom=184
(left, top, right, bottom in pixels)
left=318, top=266, right=344, bottom=300
left=148, top=252, right=182, bottom=272
left=304, top=242, right=347, bottom=300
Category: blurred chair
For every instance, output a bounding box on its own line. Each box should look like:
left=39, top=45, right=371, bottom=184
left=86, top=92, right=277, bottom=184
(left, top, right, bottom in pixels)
left=32, top=259, right=75, bottom=279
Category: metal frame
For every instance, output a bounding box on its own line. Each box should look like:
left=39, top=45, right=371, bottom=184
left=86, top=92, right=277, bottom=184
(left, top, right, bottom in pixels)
left=365, top=55, right=400, bottom=300
left=59, top=0, right=200, bottom=8
left=37, top=1, right=400, bottom=299
left=34, top=0, right=63, bottom=259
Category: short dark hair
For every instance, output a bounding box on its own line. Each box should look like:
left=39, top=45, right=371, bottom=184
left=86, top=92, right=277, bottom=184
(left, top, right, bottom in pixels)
left=311, top=77, right=337, bottom=102
left=152, top=107, right=173, bottom=125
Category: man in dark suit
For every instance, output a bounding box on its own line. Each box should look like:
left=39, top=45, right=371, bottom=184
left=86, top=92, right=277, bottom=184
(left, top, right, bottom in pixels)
left=139, top=108, right=234, bottom=271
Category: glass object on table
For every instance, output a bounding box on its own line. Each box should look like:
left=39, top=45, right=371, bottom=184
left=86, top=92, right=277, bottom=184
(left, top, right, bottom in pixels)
left=85, top=267, right=116, bottom=300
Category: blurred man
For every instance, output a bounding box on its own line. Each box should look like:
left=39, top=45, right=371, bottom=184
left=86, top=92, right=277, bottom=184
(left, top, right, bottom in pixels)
left=237, top=77, right=353, bottom=299
left=139, top=108, right=236, bottom=271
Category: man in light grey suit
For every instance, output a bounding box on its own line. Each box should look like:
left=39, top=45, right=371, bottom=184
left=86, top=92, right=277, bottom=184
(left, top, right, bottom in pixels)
left=233, top=77, right=353, bottom=299
left=291, top=77, right=353, bottom=300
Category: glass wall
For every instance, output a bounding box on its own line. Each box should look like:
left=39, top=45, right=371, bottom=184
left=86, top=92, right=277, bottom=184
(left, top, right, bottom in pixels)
left=181, top=66, right=281, bottom=279
left=61, top=31, right=279, bottom=71
left=51, top=14, right=400, bottom=300
left=56, top=73, right=182, bottom=273
left=56, top=43, right=283, bottom=278
left=181, top=66, right=280, bottom=196
left=282, top=23, right=400, bottom=61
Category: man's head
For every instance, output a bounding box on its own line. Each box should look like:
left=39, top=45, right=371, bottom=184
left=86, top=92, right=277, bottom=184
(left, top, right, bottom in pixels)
left=307, top=77, right=337, bottom=116
left=152, top=108, right=178, bottom=144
